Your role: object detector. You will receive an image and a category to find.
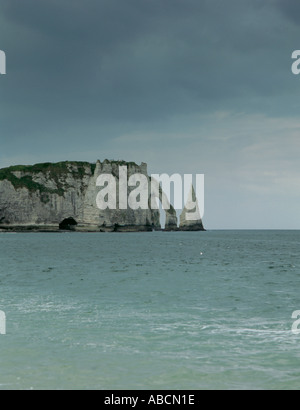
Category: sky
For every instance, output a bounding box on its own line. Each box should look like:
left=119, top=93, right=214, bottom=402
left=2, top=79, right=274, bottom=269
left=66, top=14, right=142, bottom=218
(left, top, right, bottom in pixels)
left=0, top=0, right=300, bottom=229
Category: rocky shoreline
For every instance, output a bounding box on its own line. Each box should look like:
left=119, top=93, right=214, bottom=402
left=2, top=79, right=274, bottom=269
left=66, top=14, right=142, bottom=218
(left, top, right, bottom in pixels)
left=0, top=225, right=206, bottom=233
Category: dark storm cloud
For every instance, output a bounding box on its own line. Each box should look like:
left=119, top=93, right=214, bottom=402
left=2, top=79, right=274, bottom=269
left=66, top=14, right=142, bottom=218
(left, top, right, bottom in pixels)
left=1, top=0, right=210, bottom=130
left=275, top=0, right=300, bottom=24
left=1, top=0, right=296, bottom=120
left=1, top=0, right=300, bottom=150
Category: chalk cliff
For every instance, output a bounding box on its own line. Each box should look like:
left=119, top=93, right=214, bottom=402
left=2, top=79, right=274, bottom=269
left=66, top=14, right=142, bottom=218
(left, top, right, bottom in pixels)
left=0, top=160, right=161, bottom=232
left=0, top=160, right=205, bottom=232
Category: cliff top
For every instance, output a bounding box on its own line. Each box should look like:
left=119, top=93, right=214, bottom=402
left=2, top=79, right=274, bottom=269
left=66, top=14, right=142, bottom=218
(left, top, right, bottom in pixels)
left=0, top=161, right=95, bottom=194
left=0, top=161, right=94, bottom=175
left=0, top=160, right=141, bottom=195
left=0, top=159, right=140, bottom=176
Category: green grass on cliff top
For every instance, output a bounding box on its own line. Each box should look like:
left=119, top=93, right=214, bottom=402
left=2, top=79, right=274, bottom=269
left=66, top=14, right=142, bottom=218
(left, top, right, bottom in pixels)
left=0, top=161, right=94, bottom=174
left=0, top=161, right=96, bottom=195
left=0, top=160, right=139, bottom=195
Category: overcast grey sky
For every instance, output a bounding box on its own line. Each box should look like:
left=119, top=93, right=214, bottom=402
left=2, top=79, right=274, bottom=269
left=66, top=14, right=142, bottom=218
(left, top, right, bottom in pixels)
left=1, top=0, right=300, bottom=229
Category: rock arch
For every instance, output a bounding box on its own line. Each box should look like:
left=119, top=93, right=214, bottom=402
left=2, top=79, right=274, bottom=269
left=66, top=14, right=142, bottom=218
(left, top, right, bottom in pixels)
left=150, top=177, right=178, bottom=231
left=59, top=217, right=78, bottom=231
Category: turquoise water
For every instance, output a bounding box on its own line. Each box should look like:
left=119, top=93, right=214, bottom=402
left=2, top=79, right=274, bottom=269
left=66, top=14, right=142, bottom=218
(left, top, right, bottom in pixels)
left=0, top=230, right=300, bottom=390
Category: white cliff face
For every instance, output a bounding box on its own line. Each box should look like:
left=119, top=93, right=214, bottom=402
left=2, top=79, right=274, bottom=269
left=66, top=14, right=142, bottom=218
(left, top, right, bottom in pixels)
left=0, top=160, right=160, bottom=231
left=0, top=163, right=92, bottom=226
left=82, top=160, right=160, bottom=230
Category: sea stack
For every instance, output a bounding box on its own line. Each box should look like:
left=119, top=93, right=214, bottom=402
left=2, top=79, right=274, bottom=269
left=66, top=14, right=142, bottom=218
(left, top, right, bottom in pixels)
left=179, top=185, right=205, bottom=231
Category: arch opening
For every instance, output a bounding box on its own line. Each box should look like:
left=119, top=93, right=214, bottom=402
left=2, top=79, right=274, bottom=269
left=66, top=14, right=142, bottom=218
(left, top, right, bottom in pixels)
left=59, top=217, right=78, bottom=231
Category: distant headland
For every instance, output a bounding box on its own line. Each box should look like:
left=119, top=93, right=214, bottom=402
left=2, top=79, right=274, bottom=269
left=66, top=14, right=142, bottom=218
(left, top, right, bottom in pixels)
left=0, top=160, right=205, bottom=232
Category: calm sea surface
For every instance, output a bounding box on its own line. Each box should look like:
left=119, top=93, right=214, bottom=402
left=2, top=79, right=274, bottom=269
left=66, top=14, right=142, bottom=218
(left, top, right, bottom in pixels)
left=0, top=230, right=300, bottom=390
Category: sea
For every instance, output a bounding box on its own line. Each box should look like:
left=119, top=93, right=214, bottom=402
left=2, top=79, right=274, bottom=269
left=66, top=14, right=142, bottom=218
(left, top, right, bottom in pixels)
left=0, top=230, right=300, bottom=390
